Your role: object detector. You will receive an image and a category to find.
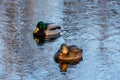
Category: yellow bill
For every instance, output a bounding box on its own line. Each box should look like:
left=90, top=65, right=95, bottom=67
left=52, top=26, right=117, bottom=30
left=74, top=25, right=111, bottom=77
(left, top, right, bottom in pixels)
left=34, top=28, right=39, bottom=33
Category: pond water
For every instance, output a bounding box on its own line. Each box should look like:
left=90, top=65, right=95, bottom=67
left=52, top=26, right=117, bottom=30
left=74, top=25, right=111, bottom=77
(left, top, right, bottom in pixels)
left=0, top=0, right=120, bottom=80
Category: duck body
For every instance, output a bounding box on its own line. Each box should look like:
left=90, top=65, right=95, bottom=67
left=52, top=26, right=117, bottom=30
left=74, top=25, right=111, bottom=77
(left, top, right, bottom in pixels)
left=44, top=23, right=61, bottom=39
left=54, top=44, right=83, bottom=72
left=54, top=45, right=83, bottom=65
left=33, top=21, right=61, bottom=41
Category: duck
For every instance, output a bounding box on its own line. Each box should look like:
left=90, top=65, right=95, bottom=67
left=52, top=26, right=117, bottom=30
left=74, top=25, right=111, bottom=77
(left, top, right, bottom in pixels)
left=54, top=43, right=83, bottom=72
left=33, top=21, right=61, bottom=42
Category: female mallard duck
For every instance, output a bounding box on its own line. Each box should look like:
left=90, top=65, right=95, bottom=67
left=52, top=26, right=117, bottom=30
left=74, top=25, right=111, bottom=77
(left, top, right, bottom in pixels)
left=33, top=21, right=61, bottom=42
left=54, top=43, right=83, bottom=72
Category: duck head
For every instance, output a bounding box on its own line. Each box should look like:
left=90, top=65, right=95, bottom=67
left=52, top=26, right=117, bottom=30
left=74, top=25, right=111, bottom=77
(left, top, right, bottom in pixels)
left=61, top=44, right=69, bottom=55
left=34, top=21, right=47, bottom=33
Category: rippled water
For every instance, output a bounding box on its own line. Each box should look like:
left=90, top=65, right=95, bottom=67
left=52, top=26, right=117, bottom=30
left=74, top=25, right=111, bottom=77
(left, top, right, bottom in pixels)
left=0, top=0, right=120, bottom=80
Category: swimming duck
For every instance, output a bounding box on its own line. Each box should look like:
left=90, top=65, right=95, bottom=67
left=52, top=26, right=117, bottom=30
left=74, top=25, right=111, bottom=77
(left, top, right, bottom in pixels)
left=54, top=43, right=83, bottom=72
left=33, top=21, right=61, bottom=41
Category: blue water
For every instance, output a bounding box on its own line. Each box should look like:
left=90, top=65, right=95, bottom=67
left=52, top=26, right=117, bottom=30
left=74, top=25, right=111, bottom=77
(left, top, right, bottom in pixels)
left=0, top=0, right=120, bottom=80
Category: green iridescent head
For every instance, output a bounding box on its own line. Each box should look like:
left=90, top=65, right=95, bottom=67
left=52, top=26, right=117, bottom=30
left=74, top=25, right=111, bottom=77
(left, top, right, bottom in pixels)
left=36, top=21, right=46, bottom=30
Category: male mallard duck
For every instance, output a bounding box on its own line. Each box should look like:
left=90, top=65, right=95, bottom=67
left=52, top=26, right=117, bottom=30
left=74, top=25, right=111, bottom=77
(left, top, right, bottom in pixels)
left=54, top=43, right=83, bottom=72
left=33, top=21, right=61, bottom=41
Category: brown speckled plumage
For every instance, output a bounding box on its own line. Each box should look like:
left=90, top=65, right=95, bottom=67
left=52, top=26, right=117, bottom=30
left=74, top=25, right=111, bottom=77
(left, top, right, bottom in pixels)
left=54, top=44, right=83, bottom=72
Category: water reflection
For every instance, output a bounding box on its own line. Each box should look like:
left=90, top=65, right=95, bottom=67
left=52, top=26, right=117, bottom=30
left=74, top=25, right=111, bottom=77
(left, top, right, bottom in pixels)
left=63, top=0, right=79, bottom=26
left=14, top=0, right=36, bottom=78
left=1, top=0, right=19, bottom=79
left=1, top=0, right=36, bottom=79
left=35, top=0, right=63, bottom=24
left=62, top=0, right=81, bottom=46
left=0, top=0, right=67, bottom=79
left=33, top=36, right=61, bottom=45
left=34, top=37, right=45, bottom=45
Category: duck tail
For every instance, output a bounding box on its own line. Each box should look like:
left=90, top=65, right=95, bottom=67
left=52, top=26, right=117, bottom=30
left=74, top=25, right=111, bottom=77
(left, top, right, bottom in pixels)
left=57, top=26, right=61, bottom=29
left=81, top=57, right=83, bottom=61
left=50, top=26, right=61, bottom=30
